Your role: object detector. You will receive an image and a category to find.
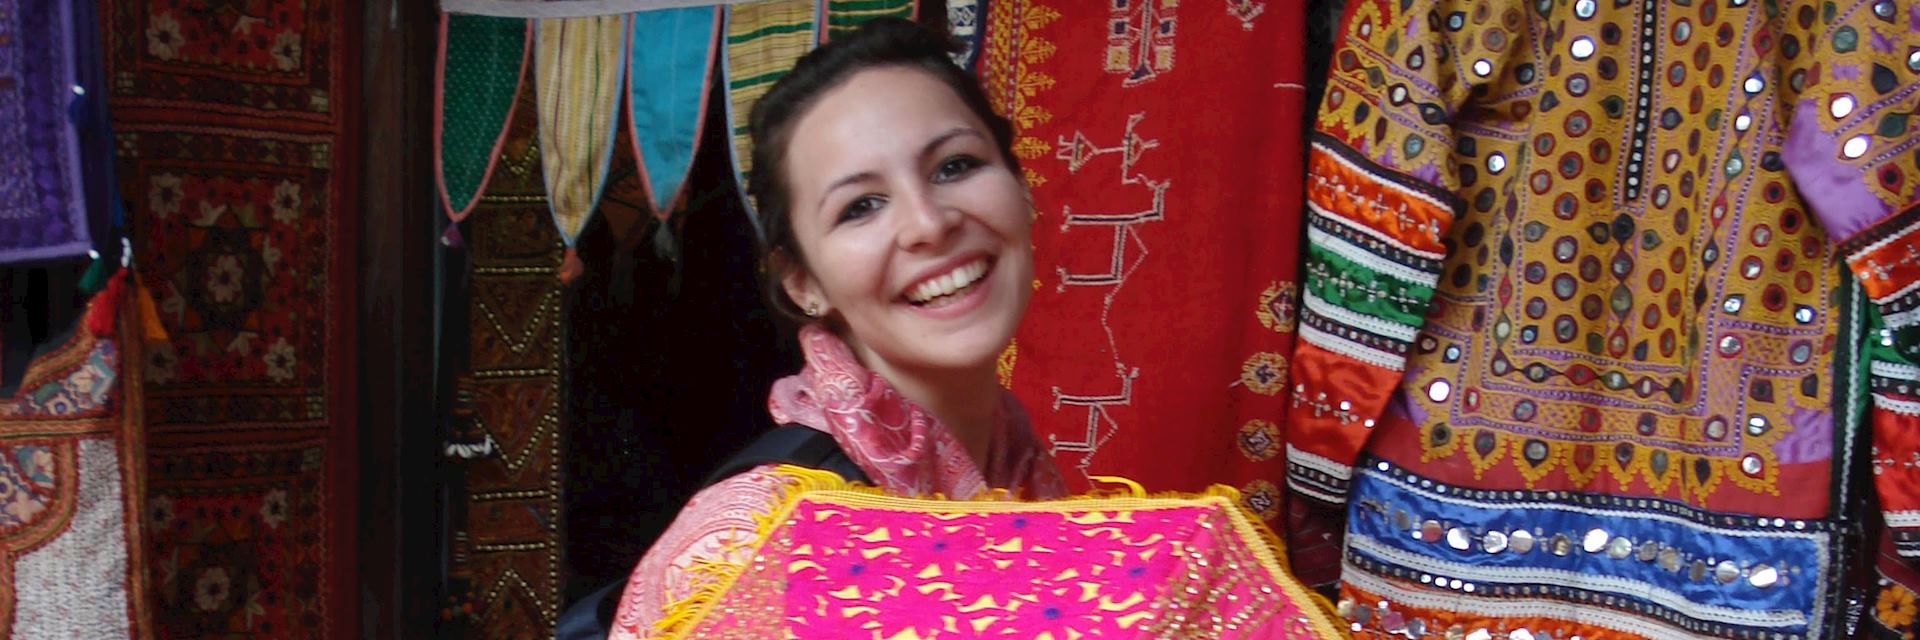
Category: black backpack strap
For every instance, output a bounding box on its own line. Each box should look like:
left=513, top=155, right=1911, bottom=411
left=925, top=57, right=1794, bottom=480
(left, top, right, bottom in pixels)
left=701, top=423, right=872, bottom=487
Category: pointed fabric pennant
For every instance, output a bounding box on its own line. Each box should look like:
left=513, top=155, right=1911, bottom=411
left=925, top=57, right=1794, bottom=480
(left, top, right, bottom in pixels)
left=721, top=0, right=819, bottom=228
left=627, top=6, right=719, bottom=220
left=435, top=13, right=530, bottom=225
left=535, top=13, right=629, bottom=283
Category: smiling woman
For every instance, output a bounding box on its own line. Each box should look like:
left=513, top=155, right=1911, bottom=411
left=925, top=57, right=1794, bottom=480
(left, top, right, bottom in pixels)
left=603, top=18, right=1067, bottom=640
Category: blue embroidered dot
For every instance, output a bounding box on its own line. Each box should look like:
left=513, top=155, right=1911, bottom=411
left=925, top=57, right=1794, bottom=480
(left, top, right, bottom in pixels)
left=848, top=564, right=864, bottom=576
left=933, top=541, right=947, bottom=551
left=1043, top=607, right=1061, bottom=619
left=1128, top=566, right=1147, bottom=577
left=1013, top=517, right=1027, bottom=528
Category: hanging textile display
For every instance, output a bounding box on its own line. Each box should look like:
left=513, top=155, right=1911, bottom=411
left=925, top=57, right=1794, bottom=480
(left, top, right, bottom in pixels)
left=1286, top=0, right=1920, bottom=637
left=436, top=13, right=530, bottom=247
left=626, top=6, right=719, bottom=218
left=646, top=467, right=1346, bottom=639
left=440, top=77, right=571, bottom=639
left=723, top=0, right=820, bottom=224
left=0, top=288, right=150, bottom=638
left=980, top=1, right=1308, bottom=522
left=0, top=0, right=93, bottom=264
left=535, top=14, right=630, bottom=283
left=103, top=0, right=362, bottom=635
left=442, top=0, right=764, bottom=19
left=821, top=0, right=915, bottom=42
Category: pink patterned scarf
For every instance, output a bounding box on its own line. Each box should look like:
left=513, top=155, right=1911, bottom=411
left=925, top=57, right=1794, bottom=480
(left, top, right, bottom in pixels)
left=767, top=324, right=1067, bottom=500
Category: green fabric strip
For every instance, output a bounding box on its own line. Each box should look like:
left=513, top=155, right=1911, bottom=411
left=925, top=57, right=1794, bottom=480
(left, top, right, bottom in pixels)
left=439, top=14, right=527, bottom=218
left=1303, top=243, right=1435, bottom=329
left=725, top=21, right=815, bottom=45
left=727, top=69, right=790, bottom=90
left=824, top=0, right=914, bottom=36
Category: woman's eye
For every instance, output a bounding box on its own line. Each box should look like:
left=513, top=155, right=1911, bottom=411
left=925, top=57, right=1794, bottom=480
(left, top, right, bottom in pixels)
left=933, top=155, right=982, bottom=183
left=839, top=195, right=884, bottom=223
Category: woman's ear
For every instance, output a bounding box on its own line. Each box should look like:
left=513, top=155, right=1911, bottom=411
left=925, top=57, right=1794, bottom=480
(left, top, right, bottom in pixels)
left=776, top=252, right=829, bottom=318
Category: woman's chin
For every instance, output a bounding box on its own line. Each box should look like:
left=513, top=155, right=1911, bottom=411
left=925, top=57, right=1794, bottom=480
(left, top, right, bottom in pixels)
left=890, top=321, right=1018, bottom=376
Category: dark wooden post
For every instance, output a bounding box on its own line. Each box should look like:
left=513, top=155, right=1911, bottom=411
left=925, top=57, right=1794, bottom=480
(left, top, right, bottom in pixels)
left=358, top=0, right=441, bottom=637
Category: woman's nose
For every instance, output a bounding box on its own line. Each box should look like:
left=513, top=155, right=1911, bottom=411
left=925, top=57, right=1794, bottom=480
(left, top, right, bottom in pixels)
left=894, top=187, right=961, bottom=250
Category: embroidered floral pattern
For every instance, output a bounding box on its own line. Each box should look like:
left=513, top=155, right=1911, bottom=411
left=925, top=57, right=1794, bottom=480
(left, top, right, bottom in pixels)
left=666, top=482, right=1347, bottom=638
left=150, top=173, right=184, bottom=219
left=147, top=12, right=183, bottom=60
left=1881, top=583, right=1919, bottom=631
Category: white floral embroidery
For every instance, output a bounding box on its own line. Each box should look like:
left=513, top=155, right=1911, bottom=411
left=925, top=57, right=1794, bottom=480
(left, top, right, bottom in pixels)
left=207, top=255, right=244, bottom=303
left=270, top=180, right=301, bottom=223
left=146, top=341, right=178, bottom=385
left=271, top=31, right=301, bottom=72
left=149, top=173, right=184, bottom=219
left=147, top=12, right=184, bottom=61
left=259, top=489, right=288, bottom=529
left=265, top=337, right=297, bottom=383
left=193, top=567, right=231, bottom=612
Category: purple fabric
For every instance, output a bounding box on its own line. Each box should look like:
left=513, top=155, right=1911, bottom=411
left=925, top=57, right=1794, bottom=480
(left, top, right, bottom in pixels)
left=1773, top=400, right=1834, bottom=465
left=0, top=0, right=92, bottom=264
left=1783, top=98, right=1889, bottom=241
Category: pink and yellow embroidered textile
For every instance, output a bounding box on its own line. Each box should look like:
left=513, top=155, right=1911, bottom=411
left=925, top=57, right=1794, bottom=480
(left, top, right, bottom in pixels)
left=662, top=480, right=1347, bottom=639
left=769, top=324, right=1068, bottom=499
left=608, top=325, right=1066, bottom=639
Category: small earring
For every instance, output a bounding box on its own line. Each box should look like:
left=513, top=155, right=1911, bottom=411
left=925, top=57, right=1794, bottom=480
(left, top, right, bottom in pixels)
left=805, top=302, right=821, bottom=317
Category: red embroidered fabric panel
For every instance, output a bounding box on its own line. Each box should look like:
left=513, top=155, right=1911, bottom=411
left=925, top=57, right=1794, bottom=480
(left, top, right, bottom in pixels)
left=980, top=0, right=1308, bottom=522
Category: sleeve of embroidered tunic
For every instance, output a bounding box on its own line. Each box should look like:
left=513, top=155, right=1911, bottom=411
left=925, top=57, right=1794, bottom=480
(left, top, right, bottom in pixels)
left=1777, top=1, right=1920, bottom=559
left=607, top=466, right=794, bottom=640
left=1283, top=0, right=1483, bottom=505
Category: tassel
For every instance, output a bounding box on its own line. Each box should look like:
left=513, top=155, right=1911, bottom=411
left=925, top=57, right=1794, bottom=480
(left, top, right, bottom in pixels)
left=441, top=224, right=465, bottom=248
left=85, top=268, right=129, bottom=337
left=78, top=255, right=110, bottom=293
left=134, top=282, right=168, bottom=342
left=557, top=246, right=584, bottom=285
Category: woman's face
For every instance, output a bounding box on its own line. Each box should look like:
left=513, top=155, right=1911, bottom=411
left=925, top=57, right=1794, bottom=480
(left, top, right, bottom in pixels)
left=780, top=65, right=1032, bottom=376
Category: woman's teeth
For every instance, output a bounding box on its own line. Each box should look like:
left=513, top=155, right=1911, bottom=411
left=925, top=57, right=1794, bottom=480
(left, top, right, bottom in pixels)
left=906, top=259, right=990, bottom=305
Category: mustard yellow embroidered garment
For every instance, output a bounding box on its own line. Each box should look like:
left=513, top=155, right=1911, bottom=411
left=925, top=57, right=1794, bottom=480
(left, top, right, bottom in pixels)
left=646, top=466, right=1344, bottom=639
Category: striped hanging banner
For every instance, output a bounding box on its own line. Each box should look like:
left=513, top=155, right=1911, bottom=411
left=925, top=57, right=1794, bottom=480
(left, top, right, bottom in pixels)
left=435, top=12, right=529, bottom=246
left=444, top=0, right=763, bottom=18
left=821, top=0, right=915, bottom=42
left=626, top=6, right=720, bottom=220
left=721, top=0, right=819, bottom=225
left=534, top=14, right=629, bottom=281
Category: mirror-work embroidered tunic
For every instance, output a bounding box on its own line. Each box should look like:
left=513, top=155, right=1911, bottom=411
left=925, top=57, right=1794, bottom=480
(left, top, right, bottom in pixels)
left=1286, top=0, right=1920, bottom=637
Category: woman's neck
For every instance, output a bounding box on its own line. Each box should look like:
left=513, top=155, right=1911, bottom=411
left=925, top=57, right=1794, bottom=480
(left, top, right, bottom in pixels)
left=853, top=347, right=1002, bottom=469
